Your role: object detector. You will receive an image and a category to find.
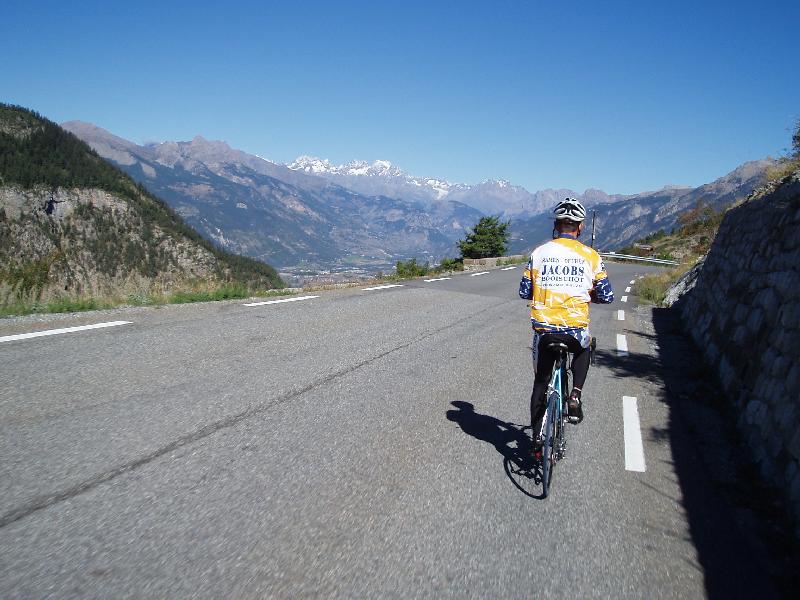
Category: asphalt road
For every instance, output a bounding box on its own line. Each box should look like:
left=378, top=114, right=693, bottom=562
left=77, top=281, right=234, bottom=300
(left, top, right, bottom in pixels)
left=0, top=262, right=774, bottom=598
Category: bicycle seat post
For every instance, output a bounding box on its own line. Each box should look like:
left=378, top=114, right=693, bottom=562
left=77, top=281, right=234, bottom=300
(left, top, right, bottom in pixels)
left=545, top=341, right=570, bottom=370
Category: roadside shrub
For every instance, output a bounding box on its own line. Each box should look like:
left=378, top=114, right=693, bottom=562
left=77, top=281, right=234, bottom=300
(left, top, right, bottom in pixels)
left=395, top=258, right=429, bottom=278
left=437, top=257, right=463, bottom=272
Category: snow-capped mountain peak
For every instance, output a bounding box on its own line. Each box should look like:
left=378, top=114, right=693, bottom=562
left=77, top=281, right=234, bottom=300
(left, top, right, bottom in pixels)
left=288, top=156, right=408, bottom=178
left=479, top=178, right=512, bottom=189
left=286, top=155, right=454, bottom=200
left=287, top=155, right=335, bottom=174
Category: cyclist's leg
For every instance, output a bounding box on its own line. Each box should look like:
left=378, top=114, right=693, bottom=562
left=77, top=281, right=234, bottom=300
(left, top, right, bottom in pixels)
left=567, top=346, right=589, bottom=422
left=530, top=338, right=557, bottom=439
left=570, top=344, right=590, bottom=393
left=542, top=333, right=589, bottom=422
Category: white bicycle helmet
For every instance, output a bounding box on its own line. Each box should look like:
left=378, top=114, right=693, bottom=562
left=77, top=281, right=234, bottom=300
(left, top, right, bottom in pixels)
left=554, top=197, right=587, bottom=222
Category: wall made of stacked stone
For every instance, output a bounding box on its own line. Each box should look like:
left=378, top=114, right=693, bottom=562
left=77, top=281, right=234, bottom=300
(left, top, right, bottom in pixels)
left=677, top=174, right=800, bottom=531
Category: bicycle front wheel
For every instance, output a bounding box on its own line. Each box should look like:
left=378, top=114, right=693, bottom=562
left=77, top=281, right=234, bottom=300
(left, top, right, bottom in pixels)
left=560, top=360, right=572, bottom=407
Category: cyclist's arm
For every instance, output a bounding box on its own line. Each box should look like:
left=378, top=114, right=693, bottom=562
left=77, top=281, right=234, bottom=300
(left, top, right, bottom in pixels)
left=591, top=260, right=614, bottom=304
left=519, top=258, right=534, bottom=300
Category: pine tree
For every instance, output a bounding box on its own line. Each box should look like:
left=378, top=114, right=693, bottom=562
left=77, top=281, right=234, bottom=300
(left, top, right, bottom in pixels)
left=458, top=216, right=510, bottom=259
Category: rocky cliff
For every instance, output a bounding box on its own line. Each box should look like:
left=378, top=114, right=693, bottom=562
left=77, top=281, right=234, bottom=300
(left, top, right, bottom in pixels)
left=1, top=185, right=224, bottom=300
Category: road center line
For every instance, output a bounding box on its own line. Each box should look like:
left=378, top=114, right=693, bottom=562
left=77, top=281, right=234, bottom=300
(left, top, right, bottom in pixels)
left=621, top=295, right=628, bottom=302
left=362, top=284, right=404, bottom=291
left=500, top=266, right=517, bottom=271
left=424, top=277, right=451, bottom=282
left=470, top=271, right=490, bottom=277
left=625, top=286, right=632, bottom=293
left=617, top=310, right=625, bottom=321
left=623, top=396, right=647, bottom=472
left=0, top=321, right=132, bottom=343
left=616, top=333, right=628, bottom=355
left=244, top=295, right=319, bottom=307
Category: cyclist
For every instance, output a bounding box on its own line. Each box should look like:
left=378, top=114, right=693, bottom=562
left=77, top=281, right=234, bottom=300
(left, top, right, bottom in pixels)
left=518, top=198, right=614, bottom=455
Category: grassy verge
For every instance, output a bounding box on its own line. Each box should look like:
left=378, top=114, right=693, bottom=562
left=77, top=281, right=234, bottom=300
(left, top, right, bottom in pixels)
left=168, top=284, right=252, bottom=304
left=635, top=268, right=685, bottom=305
left=0, top=296, right=116, bottom=318
left=0, top=284, right=295, bottom=318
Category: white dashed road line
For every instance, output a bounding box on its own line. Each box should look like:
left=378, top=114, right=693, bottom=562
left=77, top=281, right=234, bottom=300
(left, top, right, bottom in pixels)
left=621, top=296, right=628, bottom=303
left=0, top=321, right=132, bottom=343
left=244, top=295, right=319, bottom=307
left=500, top=266, right=517, bottom=271
left=629, top=280, right=635, bottom=284
left=362, top=284, right=404, bottom=291
left=623, top=396, right=647, bottom=472
left=616, top=333, right=629, bottom=355
left=617, top=310, right=625, bottom=321
left=470, top=271, right=490, bottom=277
left=625, top=287, right=632, bottom=293
left=424, top=277, right=451, bottom=282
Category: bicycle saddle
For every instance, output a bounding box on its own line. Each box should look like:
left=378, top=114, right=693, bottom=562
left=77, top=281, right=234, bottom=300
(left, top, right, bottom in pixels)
left=544, top=341, right=570, bottom=352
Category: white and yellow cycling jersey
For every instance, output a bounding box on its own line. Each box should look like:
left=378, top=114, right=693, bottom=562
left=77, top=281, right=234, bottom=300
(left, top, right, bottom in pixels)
left=519, top=235, right=614, bottom=334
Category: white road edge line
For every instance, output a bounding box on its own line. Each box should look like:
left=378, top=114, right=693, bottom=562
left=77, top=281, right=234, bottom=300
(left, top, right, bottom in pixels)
left=625, top=286, right=632, bottom=293
left=621, top=295, right=628, bottom=302
left=424, top=277, right=451, bottom=282
left=244, top=295, right=319, bottom=307
left=623, top=396, right=647, bottom=472
left=362, top=284, right=404, bottom=291
left=616, top=333, right=628, bottom=355
left=0, top=320, right=132, bottom=343
left=617, top=310, right=625, bottom=321
left=470, top=271, right=490, bottom=277
left=500, top=266, right=517, bottom=271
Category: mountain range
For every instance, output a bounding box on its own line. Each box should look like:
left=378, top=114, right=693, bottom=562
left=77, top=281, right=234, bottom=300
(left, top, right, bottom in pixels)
left=286, top=155, right=621, bottom=218
left=508, top=158, right=774, bottom=253
left=63, top=122, right=487, bottom=273
left=62, top=121, right=775, bottom=273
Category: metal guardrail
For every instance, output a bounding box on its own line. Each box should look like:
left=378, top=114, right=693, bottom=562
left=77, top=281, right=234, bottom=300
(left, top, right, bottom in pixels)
left=599, top=253, right=679, bottom=266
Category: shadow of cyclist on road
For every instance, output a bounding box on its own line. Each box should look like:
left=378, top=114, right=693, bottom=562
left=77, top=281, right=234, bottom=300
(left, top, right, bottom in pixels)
left=446, top=401, right=544, bottom=497
left=446, top=401, right=529, bottom=460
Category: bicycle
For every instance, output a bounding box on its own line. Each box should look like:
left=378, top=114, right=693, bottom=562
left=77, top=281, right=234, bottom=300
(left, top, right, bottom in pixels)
left=536, top=340, right=570, bottom=498
left=536, top=336, right=596, bottom=498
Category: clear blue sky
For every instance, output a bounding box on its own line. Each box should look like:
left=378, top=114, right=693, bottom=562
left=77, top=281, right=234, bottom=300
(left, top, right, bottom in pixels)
left=2, top=0, right=798, bottom=194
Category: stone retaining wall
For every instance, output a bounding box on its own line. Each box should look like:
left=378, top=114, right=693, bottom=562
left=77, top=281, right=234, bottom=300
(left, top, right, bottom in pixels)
left=463, top=255, right=527, bottom=271
left=671, top=171, right=800, bottom=533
